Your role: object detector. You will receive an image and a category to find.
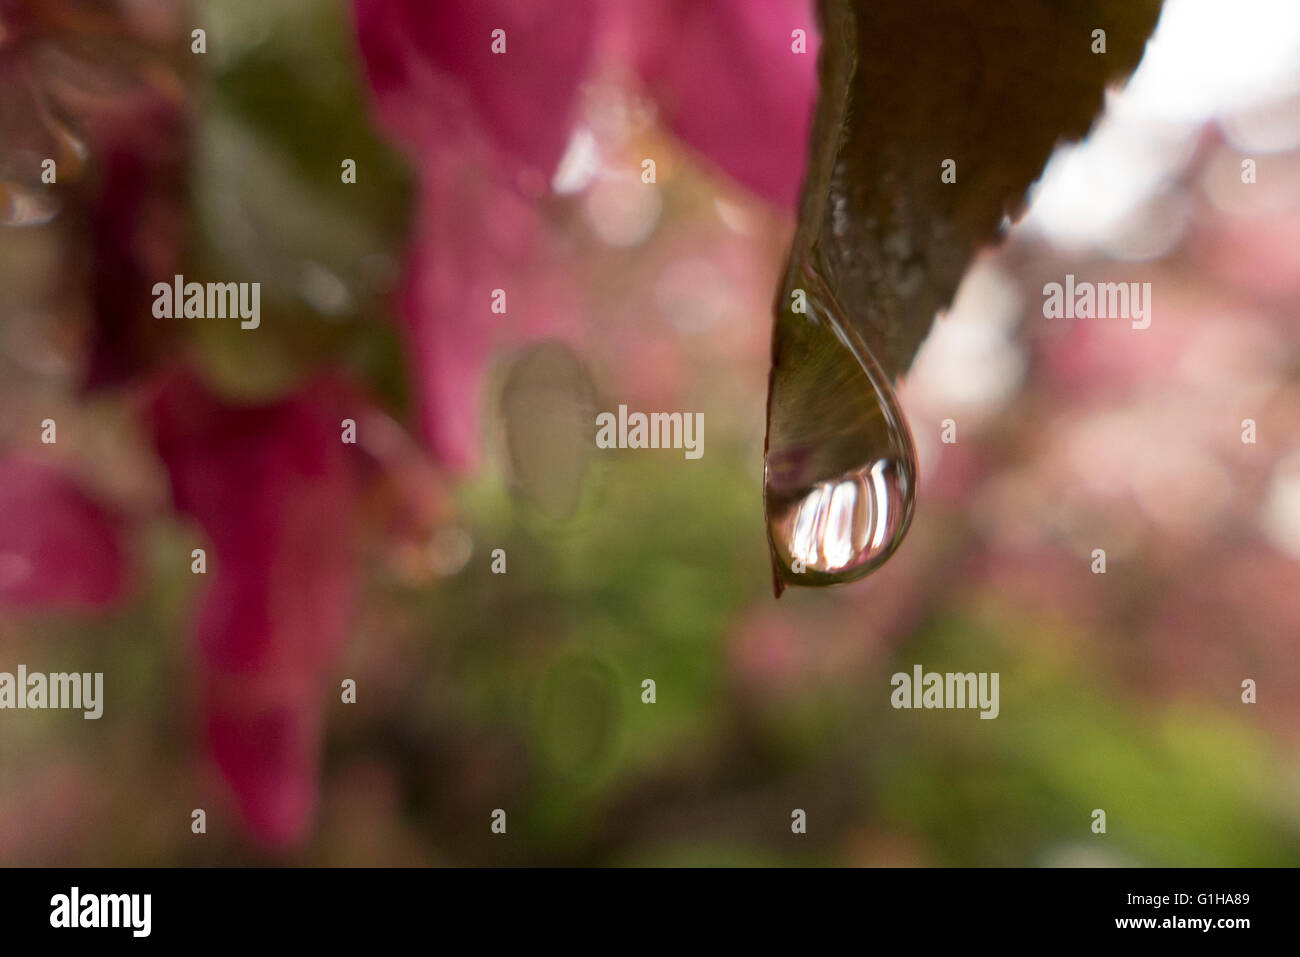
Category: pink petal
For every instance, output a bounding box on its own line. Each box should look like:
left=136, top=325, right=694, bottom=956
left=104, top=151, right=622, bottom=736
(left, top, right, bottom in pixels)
left=0, top=458, right=127, bottom=608
left=207, top=696, right=321, bottom=848
left=398, top=149, right=582, bottom=470
left=352, top=0, right=593, bottom=471
left=631, top=0, right=818, bottom=209
left=352, top=0, right=596, bottom=174
left=146, top=373, right=361, bottom=846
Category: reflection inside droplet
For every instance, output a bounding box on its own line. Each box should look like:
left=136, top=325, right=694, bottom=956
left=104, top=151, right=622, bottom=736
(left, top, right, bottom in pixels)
left=764, top=265, right=918, bottom=593
left=771, top=458, right=911, bottom=577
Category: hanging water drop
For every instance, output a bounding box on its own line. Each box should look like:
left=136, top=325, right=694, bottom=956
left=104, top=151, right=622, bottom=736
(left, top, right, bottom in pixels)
left=764, top=265, right=917, bottom=595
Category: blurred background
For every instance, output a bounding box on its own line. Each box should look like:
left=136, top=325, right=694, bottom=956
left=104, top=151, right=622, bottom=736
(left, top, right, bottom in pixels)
left=1, top=0, right=1299, bottom=865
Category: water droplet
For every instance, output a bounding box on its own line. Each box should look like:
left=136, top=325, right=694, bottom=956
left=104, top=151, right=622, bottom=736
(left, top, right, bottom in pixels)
left=765, top=266, right=918, bottom=594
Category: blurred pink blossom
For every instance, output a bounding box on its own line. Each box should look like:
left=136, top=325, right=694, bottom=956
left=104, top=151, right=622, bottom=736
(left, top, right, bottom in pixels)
left=626, top=0, right=818, bottom=209
left=146, top=373, right=362, bottom=846
left=352, top=0, right=817, bottom=469
left=352, top=0, right=597, bottom=174
left=0, top=458, right=127, bottom=608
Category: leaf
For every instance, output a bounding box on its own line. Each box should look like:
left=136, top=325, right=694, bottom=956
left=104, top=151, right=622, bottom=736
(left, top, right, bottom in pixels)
left=788, top=0, right=1166, bottom=378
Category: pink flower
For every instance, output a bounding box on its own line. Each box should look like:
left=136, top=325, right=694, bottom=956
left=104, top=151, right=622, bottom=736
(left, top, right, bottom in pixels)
left=396, top=150, right=583, bottom=470
left=0, top=458, right=127, bottom=608
left=352, top=0, right=597, bottom=174
left=628, top=0, right=818, bottom=209
left=351, top=0, right=818, bottom=469
left=146, top=373, right=362, bottom=846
